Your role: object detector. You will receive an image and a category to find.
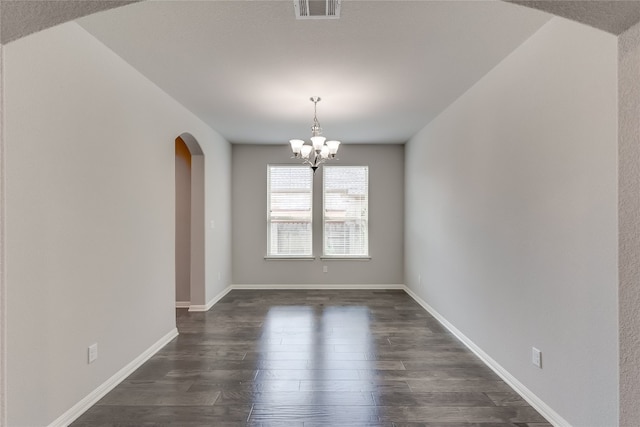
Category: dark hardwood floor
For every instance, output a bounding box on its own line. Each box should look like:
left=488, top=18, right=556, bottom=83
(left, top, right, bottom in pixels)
left=71, top=289, right=551, bottom=426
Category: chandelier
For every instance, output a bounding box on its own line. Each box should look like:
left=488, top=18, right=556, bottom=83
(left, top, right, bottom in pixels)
left=289, top=97, right=340, bottom=173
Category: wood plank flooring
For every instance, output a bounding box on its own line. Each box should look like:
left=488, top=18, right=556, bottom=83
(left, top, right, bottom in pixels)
left=71, top=289, right=551, bottom=426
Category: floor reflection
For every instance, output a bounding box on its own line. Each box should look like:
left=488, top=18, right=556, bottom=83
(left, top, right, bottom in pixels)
left=70, top=290, right=551, bottom=426
left=255, top=305, right=379, bottom=423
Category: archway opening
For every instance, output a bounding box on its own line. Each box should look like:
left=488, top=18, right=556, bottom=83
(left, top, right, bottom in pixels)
left=175, top=133, right=205, bottom=310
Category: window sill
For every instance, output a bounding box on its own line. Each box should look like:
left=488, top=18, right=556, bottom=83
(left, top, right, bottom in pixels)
left=264, top=256, right=316, bottom=261
left=320, top=256, right=371, bottom=261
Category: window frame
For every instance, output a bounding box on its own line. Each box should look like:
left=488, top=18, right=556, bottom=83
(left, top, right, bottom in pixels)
left=322, top=165, right=370, bottom=259
left=265, top=164, right=315, bottom=260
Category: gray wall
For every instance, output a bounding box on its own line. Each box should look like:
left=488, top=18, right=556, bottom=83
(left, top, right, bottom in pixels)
left=405, top=18, right=618, bottom=426
left=618, top=19, right=640, bottom=426
left=0, top=26, right=6, bottom=427
left=5, top=22, right=232, bottom=426
left=232, top=144, right=404, bottom=285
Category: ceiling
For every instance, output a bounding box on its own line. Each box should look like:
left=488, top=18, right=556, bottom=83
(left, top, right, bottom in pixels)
left=5, top=1, right=640, bottom=145
left=74, top=1, right=553, bottom=145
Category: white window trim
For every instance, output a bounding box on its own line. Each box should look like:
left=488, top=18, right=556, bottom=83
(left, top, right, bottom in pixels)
left=266, top=165, right=313, bottom=258
left=322, top=165, right=370, bottom=258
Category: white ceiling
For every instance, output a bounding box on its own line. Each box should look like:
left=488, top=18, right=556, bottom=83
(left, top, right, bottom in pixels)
left=77, top=1, right=551, bottom=145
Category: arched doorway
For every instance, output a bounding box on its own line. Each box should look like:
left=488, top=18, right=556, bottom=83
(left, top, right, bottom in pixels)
left=175, top=133, right=205, bottom=309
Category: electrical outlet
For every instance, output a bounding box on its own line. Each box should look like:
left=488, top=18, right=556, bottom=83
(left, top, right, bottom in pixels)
left=323, top=265, right=328, bottom=273
left=532, top=347, right=542, bottom=368
left=88, top=343, right=98, bottom=364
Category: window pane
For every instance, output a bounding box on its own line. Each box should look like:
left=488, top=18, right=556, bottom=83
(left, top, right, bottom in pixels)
left=323, top=166, right=369, bottom=256
left=268, top=166, right=313, bottom=256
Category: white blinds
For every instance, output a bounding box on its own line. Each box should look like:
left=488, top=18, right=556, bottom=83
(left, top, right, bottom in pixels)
left=267, top=165, right=313, bottom=256
left=323, top=166, right=369, bottom=257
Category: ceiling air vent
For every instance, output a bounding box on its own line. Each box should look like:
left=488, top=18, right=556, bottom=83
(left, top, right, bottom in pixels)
left=294, top=0, right=341, bottom=19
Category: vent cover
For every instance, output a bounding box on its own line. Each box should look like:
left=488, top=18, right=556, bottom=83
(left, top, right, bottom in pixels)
left=294, top=0, right=341, bottom=19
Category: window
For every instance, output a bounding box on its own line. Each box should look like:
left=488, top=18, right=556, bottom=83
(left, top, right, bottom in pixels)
left=267, top=165, right=313, bottom=257
left=323, top=166, right=369, bottom=257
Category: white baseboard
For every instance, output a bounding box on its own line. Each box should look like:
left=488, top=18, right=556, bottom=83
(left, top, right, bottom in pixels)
left=230, top=283, right=406, bottom=290
left=187, top=284, right=405, bottom=312
left=188, top=285, right=233, bottom=312
left=47, top=328, right=179, bottom=427
left=175, top=301, right=190, bottom=309
left=48, top=286, right=564, bottom=427
left=403, top=286, right=569, bottom=427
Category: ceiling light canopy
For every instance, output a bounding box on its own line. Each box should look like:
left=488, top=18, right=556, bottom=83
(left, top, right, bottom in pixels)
left=290, top=97, right=340, bottom=173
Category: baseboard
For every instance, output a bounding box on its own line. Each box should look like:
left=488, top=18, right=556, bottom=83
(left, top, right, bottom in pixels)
left=47, top=328, right=179, bottom=427
left=188, top=284, right=404, bottom=310
left=230, top=283, right=406, bottom=290
left=403, top=286, right=569, bottom=427
left=187, top=284, right=405, bottom=312
left=45, top=285, right=566, bottom=426
left=175, top=301, right=190, bottom=309
left=188, top=285, right=233, bottom=312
